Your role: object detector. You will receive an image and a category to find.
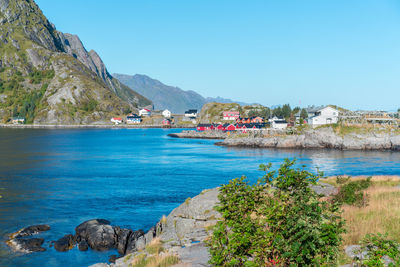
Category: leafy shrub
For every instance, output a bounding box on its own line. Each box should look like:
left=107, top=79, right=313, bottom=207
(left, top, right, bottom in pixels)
left=354, top=233, right=400, bottom=266
left=333, top=176, right=371, bottom=207
left=208, top=159, right=345, bottom=266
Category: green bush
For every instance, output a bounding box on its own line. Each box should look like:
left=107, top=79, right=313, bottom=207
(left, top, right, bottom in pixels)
left=333, top=177, right=371, bottom=207
left=208, top=159, right=345, bottom=266
left=354, top=233, right=400, bottom=266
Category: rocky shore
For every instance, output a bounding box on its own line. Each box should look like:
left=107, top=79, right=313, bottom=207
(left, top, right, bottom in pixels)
left=168, top=130, right=227, bottom=139
left=0, top=124, right=195, bottom=129
left=7, top=180, right=384, bottom=266
left=217, top=127, right=400, bottom=151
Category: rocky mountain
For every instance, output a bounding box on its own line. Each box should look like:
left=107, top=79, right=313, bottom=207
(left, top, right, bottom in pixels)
left=113, top=73, right=247, bottom=113
left=0, top=0, right=151, bottom=124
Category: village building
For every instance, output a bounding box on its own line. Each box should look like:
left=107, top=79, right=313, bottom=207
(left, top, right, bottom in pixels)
left=139, top=108, right=151, bottom=117
left=162, top=118, right=172, bottom=126
left=111, top=117, right=123, bottom=125
left=11, top=117, right=25, bottom=124
left=162, top=109, right=171, bottom=118
left=196, top=124, right=213, bottom=131
left=271, top=119, right=288, bottom=129
left=126, top=114, right=141, bottom=124
left=184, top=109, right=198, bottom=118
left=223, top=111, right=240, bottom=121
left=307, top=106, right=339, bottom=126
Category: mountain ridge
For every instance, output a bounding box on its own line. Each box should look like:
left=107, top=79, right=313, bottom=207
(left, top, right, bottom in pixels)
left=113, top=73, right=248, bottom=113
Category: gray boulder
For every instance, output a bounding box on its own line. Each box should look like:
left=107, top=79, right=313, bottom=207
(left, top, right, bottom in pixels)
left=125, top=230, right=145, bottom=254
left=75, top=219, right=116, bottom=251
left=14, top=224, right=50, bottom=238
left=12, top=238, right=46, bottom=252
left=114, top=227, right=133, bottom=255
left=54, top=234, right=76, bottom=252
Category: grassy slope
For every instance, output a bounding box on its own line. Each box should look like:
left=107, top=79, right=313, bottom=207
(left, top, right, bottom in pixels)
left=321, top=176, right=400, bottom=264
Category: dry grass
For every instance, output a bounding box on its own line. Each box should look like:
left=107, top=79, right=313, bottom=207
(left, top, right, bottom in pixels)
left=130, top=253, right=180, bottom=267
left=145, top=238, right=164, bottom=255
left=129, top=238, right=180, bottom=267
left=341, top=186, right=400, bottom=245
left=321, top=175, right=400, bottom=187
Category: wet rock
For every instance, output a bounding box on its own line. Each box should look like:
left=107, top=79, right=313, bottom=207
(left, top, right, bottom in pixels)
left=125, top=229, right=145, bottom=254
left=13, top=224, right=50, bottom=238
left=9, top=238, right=46, bottom=253
left=78, top=240, right=89, bottom=251
left=114, top=227, right=132, bottom=255
left=75, top=219, right=115, bottom=251
left=54, top=234, right=76, bottom=252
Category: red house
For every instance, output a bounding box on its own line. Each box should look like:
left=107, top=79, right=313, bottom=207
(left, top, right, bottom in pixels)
left=197, top=124, right=213, bottom=131
left=225, top=124, right=237, bottom=131
left=162, top=118, right=171, bottom=126
left=251, top=117, right=264, bottom=123
left=223, top=111, right=240, bottom=121
left=215, top=124, right=225, bottom=131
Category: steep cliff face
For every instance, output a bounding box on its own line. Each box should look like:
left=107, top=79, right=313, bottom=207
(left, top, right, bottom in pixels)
left=0, top=0, right=151, bottom=124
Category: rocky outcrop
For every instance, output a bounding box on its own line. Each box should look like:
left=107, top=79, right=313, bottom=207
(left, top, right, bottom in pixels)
left=217, top=128, right=400, bottom=151
left=168, top=130, right=226, bottom=139
left=6, top=224, right=50, bottom=253
left=53, top=234, right=76, bottom=252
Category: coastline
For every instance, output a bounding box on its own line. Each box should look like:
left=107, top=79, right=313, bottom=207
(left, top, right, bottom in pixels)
left=169, top=128, right=400, bottom=151
left=0, top=124, right=196, bottom=129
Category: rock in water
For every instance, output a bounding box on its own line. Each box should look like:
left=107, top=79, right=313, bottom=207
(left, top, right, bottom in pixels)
left=54, top=234, right=76, bottom=252
left=7, top=238, right=46, bottom=253
left=12, top=225, right=51, bottom=238
left=78, top=240, right=89, bottom=251
left=114, top=227, right=132, bottom=255
left=75, top=219, right=116, bottom=251
left=6, top=225, right=50, bottom=253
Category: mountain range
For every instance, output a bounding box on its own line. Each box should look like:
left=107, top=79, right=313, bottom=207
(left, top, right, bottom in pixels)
left=113, top=73, right=248, bottom=114
left=0, top=0, right=151, bottom=124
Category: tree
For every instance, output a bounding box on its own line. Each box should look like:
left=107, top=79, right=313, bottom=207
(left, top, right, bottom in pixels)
left=208, top=159, right=345, bottom=266
left=300, top=108, right=308, bottom=124
left=282, top=104, right=291, bottom=119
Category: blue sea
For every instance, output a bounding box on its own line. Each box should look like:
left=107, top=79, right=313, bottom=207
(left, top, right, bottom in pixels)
left=1, top=128, right=400, bottom=266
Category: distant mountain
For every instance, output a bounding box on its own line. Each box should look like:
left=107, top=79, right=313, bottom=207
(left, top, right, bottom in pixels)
left=113, top=73, right=248, bottom=113
left=0, top=0, right=151, bottom=124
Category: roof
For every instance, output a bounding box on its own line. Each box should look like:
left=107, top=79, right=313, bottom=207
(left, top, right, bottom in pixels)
left=185, top=109, right=198, bottom=113
left=273, top=120, right=287, bottom=124
left=112, top=117, right=122, bottom=120
left=127, top=115, right=141, bottom=119
left=197, top=124, right=212, bottom=127
left=140, top=108, right=151, bottom=112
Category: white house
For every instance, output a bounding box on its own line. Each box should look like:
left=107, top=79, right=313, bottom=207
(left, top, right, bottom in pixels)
left=308, top=106, right=339, bottom=126
left=126, top=114, right=141, bottom=124
left=162, top=109, right=171, bottom=118
left=271, top=119, right=288, bottom=129
left=184, top=109, right=198, bottom=118
left=139, top=108, right=151, bottom=117
left=111, top=117, right=123, bottom=125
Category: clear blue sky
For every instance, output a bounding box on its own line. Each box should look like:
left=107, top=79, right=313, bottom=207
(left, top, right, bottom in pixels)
left=36, top=0, right=400, bottom=110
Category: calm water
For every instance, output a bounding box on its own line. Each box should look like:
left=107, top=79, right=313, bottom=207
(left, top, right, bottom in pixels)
left=1, top=128, right=400, bottom=266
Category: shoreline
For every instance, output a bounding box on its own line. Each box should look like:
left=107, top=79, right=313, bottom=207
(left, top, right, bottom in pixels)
left=0, top=124, right=196, bottom=129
